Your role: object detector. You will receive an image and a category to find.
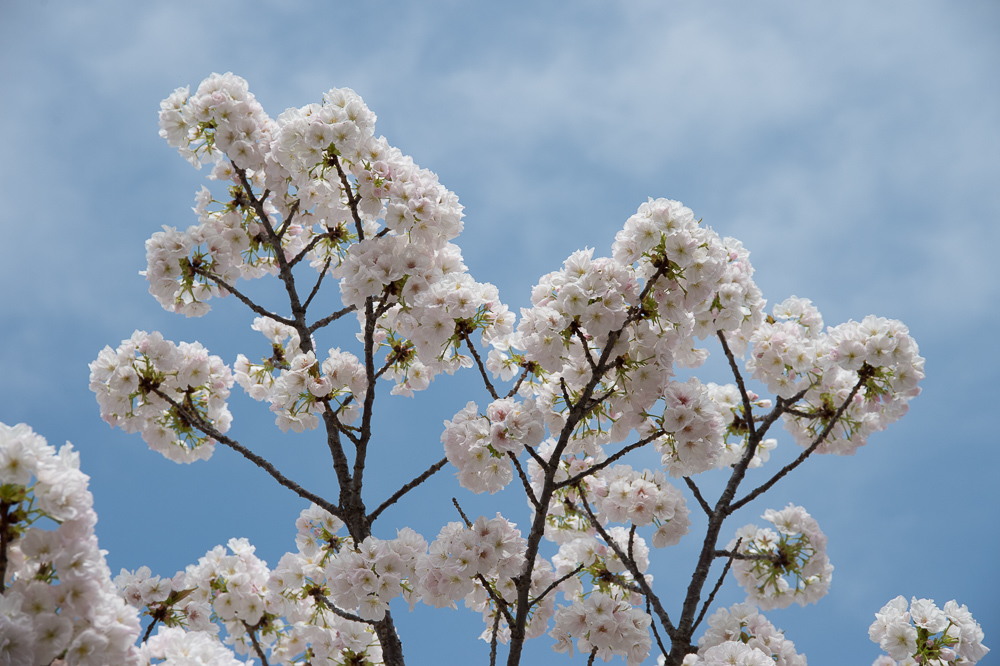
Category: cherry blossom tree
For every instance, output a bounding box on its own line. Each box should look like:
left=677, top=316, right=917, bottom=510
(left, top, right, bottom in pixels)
left=0, top=73, right=987, bottom=666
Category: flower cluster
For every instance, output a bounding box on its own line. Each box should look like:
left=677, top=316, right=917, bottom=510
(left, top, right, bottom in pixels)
left=418, top=515, right=527, bottom=605
left=705, top=382, right=777, bottom=469
left=234, top=318, right=367, bottom=432
left=785, top=314, right=924, bottom=455
left=728, top=504, right=832, bottom=610
left=745, top=299, right=926, bottom=456
left=441, top=399, right=546, bottom=494
left=90, top=331, right=233, bottom=463
left=686, top=603, right=806, bottom=666
left=550, top=591, right=652, bottom=665
left=139, top=626, right=243, bottom=666
left=324, top=531, right=426, bottom=622
left=655, top=378, right=727, bottom=478
left=588, top=465, right=690, bottom=548
left=869, top=596, right=989, bottom=665
left=0, top=423, right=141, bottom=665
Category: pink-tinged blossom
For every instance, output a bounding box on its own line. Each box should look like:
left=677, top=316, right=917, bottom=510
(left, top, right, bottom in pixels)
left=728, top=504, right=832, bottom=610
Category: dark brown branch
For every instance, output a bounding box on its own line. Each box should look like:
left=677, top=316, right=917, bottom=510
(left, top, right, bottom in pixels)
left=578, top=492, right=676, bottom=635
left=530, top=564, right=584, bottom=609
left=141, top=616, right=158, bottom=643
left=555, top=432, right=664, bottom=490
left=489, top=605, right=502, bottom=666
left=559, top=377, right=574, bottom=410
left=308, top=305, right=357, bottom=334
left=505, top=367, right=530, bottom=400
left=717, top=330, right=757, bottom=443
left=311, top=590, right=373, bottom=625
left=647, top=596, right=670, bottom=661
left=729, top=375, right=866, bottom=513
left=572, top=323, right=598, bottom=372
left=192, top=267, right=296, bottom=327
left=462, top=334, right=500, bottom=400
left=287, top=231, right=326, bottom=270
left=693, top=538, right=742, bottom=633
left=712, top=549, right=778, bottom=562
left=523, top=444, right=551, bottom=475
left=233, top=167, right=311, bottom=351
left=476, top=573, right=515, bottom=627
left=321, top=402, right=361, bottom=447
left=0, top=503, right=10, bottom=594
left=509, top=452, right=542, bottom=513
left=332, top=155, right=365, bottom=239
left=152, top=389, right=343, bottom=521
left=302, top=255, right=333, bottom=311
left=367, top=457, right=449, bottom=523
left=351, top=296, right=379, bottom=499
left=452, top=497, right=473, bottom=527
left=242, top=621, right=271, bottom=666
left=683, top=477, right=712, bottom=517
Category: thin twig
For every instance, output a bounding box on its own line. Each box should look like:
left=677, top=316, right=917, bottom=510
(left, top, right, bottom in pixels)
left=647, top=597, right=670, bottom=661
left=717, top=331, right=757, bottom=443
left=367, top=457, right=449, bottom=523
left=505, top=367, right=530, bottom=399
left=332, top=156, right=365, bottom=238
left=242, top=621, right=271, bottom=666
left=152, top=389, right=343, bottom=521
left=509, top=452, right=542, bottom=513
left=577, top=492, right=675, bottom=634
left=193, top=268, right=296, bottom=326
left=712, top=549, right=778, bottom=562
left=287, top=231, right=326, bottom=270
left=309, top=305, right=357, bottom=334
left=463, top=334, right=500, bottom=400
left=559, top=377, right=574, bottom=411
left=141, top=617, right=159, bottom=643
left=489, top=605, right=501, bottom=666
left=530, top=564, right=584, bottom=608
left=452, top=497, right=472, bottom=527
left=693, top=538, right=742, bottom=633
left=523, top=444, right=551, bottom=474
left=0, top=503, right=10, bottom=594
left=311, top=590, right=373, bottom=625
left=729, top=376, right=866, bottom=513
left=555, top=432, right=664, bottom=490
left=302, top=256, right=333, bottom=311
left=683, top=477, right=712, bottom=517
left=572, top=324, right=598, bottom=372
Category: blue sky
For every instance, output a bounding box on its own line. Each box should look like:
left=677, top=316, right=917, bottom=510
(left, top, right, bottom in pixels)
left=1, top=1, right=997, bottom=664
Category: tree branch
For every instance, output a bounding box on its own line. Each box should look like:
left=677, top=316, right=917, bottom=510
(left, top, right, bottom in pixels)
left=530, top=564, right=583, bottom=608
left=505, top=367, right=530, bottom=399
left=311, top=590, right=374, bottom=625
left=462, top=333, right=500, bottom=400
left=302, top=255, right=333, bottom=311
left=309, top=305, right=357, bottom=334
left=717, top=330, right=757, bottom=443
left=578, top=491, right=675, bottom=635
left=693, top=538, right=741, bottom=633
left=367, top=456, right=449, bottom=523
left=683, top=477, right=712, bottom=517
left=242, top=620, right=271, bottom=666
left=555, top=432, right=664, bottom=490
left=729, top=375, right=866, bottom=513
left=509, top=452, right=542, bottom=514
left=152, top=389, right=343, bottom=521
left=192, top=267, right=296, bottom=327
